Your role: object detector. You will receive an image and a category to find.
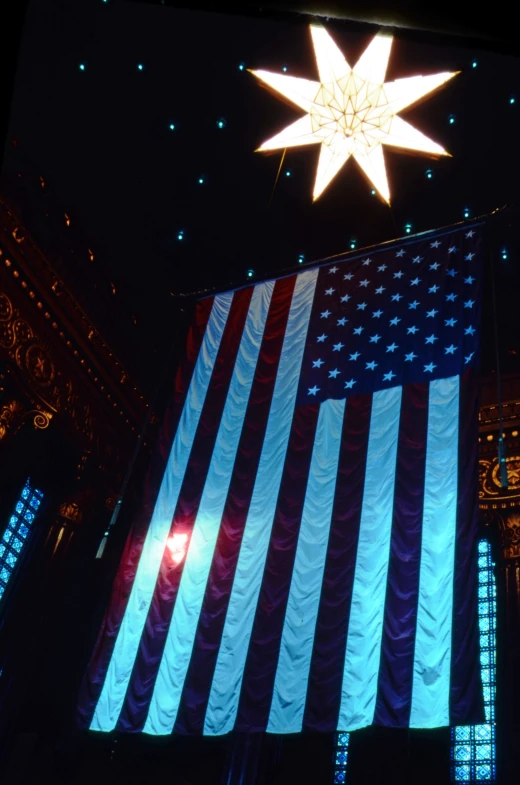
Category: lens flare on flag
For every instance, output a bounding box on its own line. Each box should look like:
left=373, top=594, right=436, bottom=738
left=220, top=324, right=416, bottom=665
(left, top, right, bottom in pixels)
left=251, top=26, right=458, bottom=202
left=167, top=532, right=189, bottom=564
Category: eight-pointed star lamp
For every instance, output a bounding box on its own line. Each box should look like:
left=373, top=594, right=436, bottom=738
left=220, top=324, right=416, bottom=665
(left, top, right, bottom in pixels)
left=250, top=25, right=459, bottom=203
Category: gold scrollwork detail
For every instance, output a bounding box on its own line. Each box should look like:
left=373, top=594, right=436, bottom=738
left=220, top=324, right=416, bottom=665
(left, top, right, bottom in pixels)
left=32, top=410, right=53, bottom=430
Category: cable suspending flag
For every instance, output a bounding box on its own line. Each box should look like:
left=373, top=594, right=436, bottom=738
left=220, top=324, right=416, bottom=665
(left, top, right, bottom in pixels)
left=79, top=223, right=485, bottom=735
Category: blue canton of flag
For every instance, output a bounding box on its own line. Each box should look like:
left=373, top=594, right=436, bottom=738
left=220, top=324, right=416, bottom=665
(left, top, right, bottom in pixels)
left=299, top=226, right=482, bottom=404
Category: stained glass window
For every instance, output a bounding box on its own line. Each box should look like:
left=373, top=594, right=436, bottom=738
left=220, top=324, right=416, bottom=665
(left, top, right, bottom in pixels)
left=0, top=479, right=44, bottom=601
left=451, top=539, right=497, bottom=784
left=332, top=731, right=350, bottom=783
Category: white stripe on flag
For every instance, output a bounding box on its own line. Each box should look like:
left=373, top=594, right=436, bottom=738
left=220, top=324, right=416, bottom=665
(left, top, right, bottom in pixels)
left=144, top=282, right=274, bottom=734
left=91, top=293, right=233, bottom=732
left=203, top=269, right=318, bottom=736
left=338, top=386, right=402, bottom=730
left=410, top=375, right=459, bottom=728
left=267, top=397, right=345, bottom=733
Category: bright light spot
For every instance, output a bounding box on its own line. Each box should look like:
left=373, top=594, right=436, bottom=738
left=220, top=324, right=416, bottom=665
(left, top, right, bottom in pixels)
left=512, top=430, right=518, bottom=437
left=178, top=231, right=184, bottom=241
left=449, top=114, right=456, bottom=124
left=167, top=533, right=189, bottom=564
left=426, top=168, right=433, bottom=179
left=79, top=63, right=86, bottom=71
left=350, top=239, right=357, bottom=249
left=472, top=60, right=478, bottom=68
left=198, top=177, right=205, bottom=184
left=405, top=223, right=412, bottom=234
left=502, top=248, right=508, bottom=260
left=239, top=63, right=245, bottom=71
left=282, top=65, right=288, bottom=72
left=464, top=207, right=470, bottom=218
left=217, top=118, right=226, bottom=129
left=298, top=254, right=305, bottom=264
left=510, top=96, right=516, bottom=105
left=247, top=269, right=254, bottom=278
left=487, top=434, right=493, bottom=441
left=285, top=170, right=292, bottom=177
left=169, top=123, right=175, bottom=130
left=137, top=63, right=144, bottom=71
left=251, top=26, right=457, bottom=202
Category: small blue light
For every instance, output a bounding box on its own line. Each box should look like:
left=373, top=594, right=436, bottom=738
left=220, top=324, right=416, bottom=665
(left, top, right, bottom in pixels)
left=298, top=254, right=305, bottom=264
left=79, top=63, right=86, bottom=71
left=137, top=63, right=144, bottom=71
left=449, top=114, right=456, bottom=125
left=426, top=168, right=433, bottom=179
left=510, top=96, right=516, bottom=105
left=502, top=248, right=508, bottom=260
left=198, top=177, right=204, bottom=184
left=405, top=223, right=412, bottom=234
left=464, top=207, right=471, bottom=219
left=472, top=60, right=478, bottom=68
left=282, top=65, right=288, bottom=72
left=350, top=239, right=357, bottom=250
left=285, top=170, right=291, bottom=177
left=247, top=269, right=254, bottom=278
left=217, top=118, right=226, bottom=129
left=371, top=189, right=376, bottom=195
left=178, top=231, right=184, bottom=241
left=239, top=63, right=245, bottom=71
left=169, top=123, right=175, bottom=131
left=104, top=531, right=109, bottom=537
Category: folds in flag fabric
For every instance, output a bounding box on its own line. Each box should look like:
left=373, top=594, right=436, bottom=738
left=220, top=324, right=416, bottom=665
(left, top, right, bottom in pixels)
left=78, top=223, right=485, bottom=735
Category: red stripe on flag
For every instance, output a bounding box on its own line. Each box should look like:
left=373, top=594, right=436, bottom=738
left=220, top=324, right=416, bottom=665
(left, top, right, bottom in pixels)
left=450, top=370, right=485, bottom=724
left=116, top=287, right=253, bottom=731
left=374, top=382, right=429, bottom=727
left=76, top=296, right=215, bottom=730
left=303, top=393, right=372, bottom=732
left=173, top=276, right=297, bottom=734
left=234, top=403, right=320, bottom=732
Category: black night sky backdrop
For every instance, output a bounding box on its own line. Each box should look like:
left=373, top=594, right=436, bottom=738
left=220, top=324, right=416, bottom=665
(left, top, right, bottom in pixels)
left=2, top=0, right=520, bottom=398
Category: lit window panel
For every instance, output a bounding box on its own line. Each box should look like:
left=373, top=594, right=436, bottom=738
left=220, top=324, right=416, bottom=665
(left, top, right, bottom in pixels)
left=332, top=731, right=350, bottom=783
left=451, top=540, right=496, bottom=784
left=0, top=480, right=44, bottom=601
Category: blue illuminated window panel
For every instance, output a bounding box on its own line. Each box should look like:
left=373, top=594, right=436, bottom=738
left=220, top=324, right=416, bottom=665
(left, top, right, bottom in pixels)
left=332, top=731, right=350, bottom=783
left=0, top=480, right=43, bottom=601
left=451, top=540, right=496, bottom=784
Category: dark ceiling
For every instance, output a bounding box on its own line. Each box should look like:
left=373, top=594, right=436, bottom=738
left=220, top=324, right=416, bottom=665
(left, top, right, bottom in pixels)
left=1, top=0, right=520, bottom=398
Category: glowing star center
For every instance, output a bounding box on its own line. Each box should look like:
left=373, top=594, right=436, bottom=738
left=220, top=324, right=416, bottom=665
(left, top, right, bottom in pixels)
left=251, top=26, right=458, bottom=202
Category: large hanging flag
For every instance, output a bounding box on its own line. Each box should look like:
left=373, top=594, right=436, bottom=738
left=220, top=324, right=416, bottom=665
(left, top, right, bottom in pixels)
left=79, top=222, right=485, bottom=735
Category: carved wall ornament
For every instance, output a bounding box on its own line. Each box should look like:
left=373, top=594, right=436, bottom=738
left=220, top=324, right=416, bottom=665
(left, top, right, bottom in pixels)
left=498, top=512, right=520, bottom=560
left=479, top=456, right=520, bottom=503
left=0, top=399, right=24, bottom=440
left=58, top=500, right=83, bottom=523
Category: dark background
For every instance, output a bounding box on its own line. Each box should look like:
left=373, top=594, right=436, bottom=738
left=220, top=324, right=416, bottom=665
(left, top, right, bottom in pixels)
left=1, top=0, right=520, bottom=402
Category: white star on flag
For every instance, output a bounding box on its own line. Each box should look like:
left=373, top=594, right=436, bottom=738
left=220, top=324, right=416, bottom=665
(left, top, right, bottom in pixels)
left=344, top=378, right=356, bottom=388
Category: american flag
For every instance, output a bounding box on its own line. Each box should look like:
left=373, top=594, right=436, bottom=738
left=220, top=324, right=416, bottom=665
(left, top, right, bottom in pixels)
left=79, top=223, right=484, bottom=736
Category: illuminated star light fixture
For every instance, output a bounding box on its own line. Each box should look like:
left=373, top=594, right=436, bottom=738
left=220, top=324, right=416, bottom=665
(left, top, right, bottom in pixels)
left=251, top=26, right=459, bottom=202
